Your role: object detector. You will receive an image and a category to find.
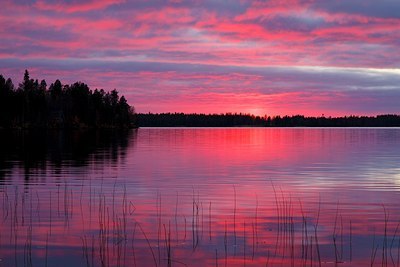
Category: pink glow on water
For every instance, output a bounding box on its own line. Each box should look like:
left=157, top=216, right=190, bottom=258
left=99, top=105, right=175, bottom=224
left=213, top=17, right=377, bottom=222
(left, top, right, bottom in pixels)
left=1, top=128, right=400, bottom=266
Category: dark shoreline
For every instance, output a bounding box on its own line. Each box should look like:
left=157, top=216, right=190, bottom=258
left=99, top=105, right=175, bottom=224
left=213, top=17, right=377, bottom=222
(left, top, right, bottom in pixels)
left=136, top=113, right=400, bottom=127
left=0, top=124, right=138, bottom=130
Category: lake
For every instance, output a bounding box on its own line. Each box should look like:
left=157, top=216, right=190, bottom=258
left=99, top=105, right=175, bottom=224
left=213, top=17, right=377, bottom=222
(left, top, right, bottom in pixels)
left=0, top=128, right=400, bottom=266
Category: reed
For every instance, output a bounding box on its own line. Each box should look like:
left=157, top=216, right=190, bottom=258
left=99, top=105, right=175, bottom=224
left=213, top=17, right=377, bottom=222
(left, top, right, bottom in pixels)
left=57, top=184, right=61, bottom=218
left=175, top=192, right=179, bottom=244
left=397, top=237, right=400, bottom=267
left=382, top=205, right=389, bottom=267
left=255, top=194, right=259, bottom=248
left=192, top=189, right=200, bottom=251
left=233, top=184, right=237, bottom=253
left=2, top=186, right=9, bottom=221
left=49, top=191, right=53, bottom=236
left=244, top=220, right=246, bottom=266
left=209, top=201, right=212, bottom=241
left=389, top=220, right=400, bottom=266
left=136, top=222, right=158, bottom=267
left=81, top=235, right=90, bottom=267
left=163, top=221, right=171, bottom=267
left=390, top=221, right=400, bottom=266
left=252, top=221, right=255, bottom=261
left=350, top=220, right=353, bottom=263
left=45, top=232, right=49, bottom=267
left=224, top=220, right=228, bottom=267
left=215, top=248, right=218, bottom=267
left=131, top=223, right=137, bottom=267
left=2, top=183, right=400, bottom=266
left=314, top=196, right=322, bottom=267
left=371, top=229, right=379, bottom=266
left=201, top=201, right=204, bottom=242
left=157, top=191, right=161, bottom=264
left=24, top=224, right=33, bottom=267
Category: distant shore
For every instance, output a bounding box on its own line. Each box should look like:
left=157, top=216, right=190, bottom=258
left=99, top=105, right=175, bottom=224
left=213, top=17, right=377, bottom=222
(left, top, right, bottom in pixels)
left=0, top=124, right=138, bottom=130
left=137, top=113, right=400, bottom=127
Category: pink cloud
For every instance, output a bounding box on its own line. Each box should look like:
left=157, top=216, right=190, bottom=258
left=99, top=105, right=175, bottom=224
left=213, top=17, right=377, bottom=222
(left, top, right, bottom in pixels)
left=35, top=0, right=126, bottom=13
left=134, top=7, right=195, bottom=25
left=1, top=0, right=400, bottom=115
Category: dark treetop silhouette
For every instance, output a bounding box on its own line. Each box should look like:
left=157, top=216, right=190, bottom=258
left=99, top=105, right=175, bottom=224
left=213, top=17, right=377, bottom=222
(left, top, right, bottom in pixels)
left=0, top=70, right=136, bottom=129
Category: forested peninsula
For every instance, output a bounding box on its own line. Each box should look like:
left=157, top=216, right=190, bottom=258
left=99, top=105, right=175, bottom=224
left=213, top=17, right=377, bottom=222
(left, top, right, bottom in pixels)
left=0, top=71, right=136, bottom=129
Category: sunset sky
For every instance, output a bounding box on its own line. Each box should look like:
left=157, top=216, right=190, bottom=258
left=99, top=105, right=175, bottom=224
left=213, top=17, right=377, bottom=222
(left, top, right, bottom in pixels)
left=1, top=0, right=400, bottom=116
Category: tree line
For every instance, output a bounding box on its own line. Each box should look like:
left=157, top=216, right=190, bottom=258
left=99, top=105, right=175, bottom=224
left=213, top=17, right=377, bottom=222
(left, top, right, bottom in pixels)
left=137, top=113, right=400, bottom=127
left=0, top=70, right=136, bottom=128
left=2, top=71, right=399, bottom=128
left=137, top=113, right=266, bottom=127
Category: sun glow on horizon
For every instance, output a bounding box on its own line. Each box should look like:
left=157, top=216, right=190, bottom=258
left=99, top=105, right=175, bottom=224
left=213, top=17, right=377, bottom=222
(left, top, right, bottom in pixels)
left=1, top=0, right=400, bottom=115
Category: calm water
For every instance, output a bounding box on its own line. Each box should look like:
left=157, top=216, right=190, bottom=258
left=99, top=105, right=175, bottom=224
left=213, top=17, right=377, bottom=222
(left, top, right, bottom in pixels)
left=1, top=128, right=400, bottom=267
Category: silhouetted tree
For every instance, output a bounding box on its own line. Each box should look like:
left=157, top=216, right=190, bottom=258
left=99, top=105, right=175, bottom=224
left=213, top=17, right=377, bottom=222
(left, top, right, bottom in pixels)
left=39, top=79, right=47, bottom=91
left=0, top=71, right=136, bottom=128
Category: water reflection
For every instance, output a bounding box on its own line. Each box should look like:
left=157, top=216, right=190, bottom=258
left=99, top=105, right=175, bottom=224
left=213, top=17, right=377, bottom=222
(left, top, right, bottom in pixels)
left=0, top=129, right=135, bottom=182
left=0, top=128, right=400, bottom=266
